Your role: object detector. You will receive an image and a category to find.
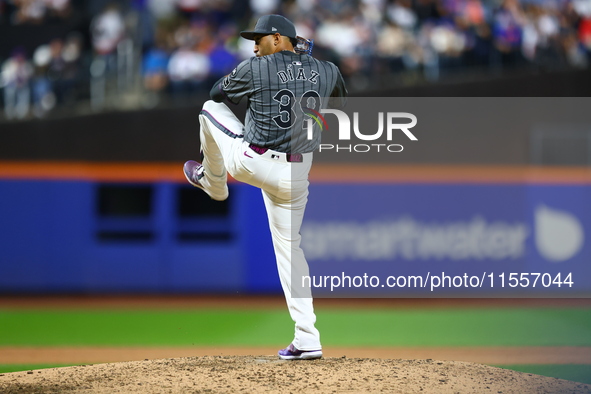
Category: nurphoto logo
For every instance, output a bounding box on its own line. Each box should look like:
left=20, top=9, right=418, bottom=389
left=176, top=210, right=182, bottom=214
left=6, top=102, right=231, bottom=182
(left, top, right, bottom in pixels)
left=305, top=109, right=418, bottom=153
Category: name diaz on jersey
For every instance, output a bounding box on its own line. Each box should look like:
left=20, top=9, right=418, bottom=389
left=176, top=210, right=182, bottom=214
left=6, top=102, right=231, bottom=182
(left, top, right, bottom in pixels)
left=277, top=64, right=319, bottom=84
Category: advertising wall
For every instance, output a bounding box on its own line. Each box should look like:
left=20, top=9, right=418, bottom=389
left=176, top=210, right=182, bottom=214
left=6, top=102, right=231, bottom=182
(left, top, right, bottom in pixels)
left=0, top=164, right=589, bottom=296
left=302, top=180, right=591, bottom=297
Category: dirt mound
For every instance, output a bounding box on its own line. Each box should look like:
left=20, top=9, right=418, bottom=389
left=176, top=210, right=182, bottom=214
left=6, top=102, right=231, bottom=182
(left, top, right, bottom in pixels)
left=1, top=356, right=589, bottom=393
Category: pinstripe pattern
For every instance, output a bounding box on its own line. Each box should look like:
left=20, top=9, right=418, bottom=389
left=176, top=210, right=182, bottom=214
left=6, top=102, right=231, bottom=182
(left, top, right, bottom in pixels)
left=221, top=51, right=346, bottom=153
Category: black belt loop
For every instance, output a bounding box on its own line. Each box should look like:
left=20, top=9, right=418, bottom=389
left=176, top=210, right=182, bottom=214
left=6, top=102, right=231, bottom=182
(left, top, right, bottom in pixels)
left=248, top=143, right=303, bottom=163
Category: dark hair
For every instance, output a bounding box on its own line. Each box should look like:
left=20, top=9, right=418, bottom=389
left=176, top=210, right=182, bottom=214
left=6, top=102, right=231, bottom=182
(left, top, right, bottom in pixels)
left=289, top=37, right=298, bottom=47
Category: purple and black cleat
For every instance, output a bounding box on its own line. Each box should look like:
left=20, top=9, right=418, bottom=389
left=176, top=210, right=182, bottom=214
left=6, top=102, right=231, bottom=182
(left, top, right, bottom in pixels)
left=278, top=344, right=322, bottom=360
left=183, top=160, right=205, bottom=190
left=183, top=160, right=228, bottom=201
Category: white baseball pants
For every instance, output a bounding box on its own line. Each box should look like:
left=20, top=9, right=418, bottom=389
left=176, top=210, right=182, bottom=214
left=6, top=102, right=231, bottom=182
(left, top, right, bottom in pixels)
left=197, top=100, right=321, bottom=351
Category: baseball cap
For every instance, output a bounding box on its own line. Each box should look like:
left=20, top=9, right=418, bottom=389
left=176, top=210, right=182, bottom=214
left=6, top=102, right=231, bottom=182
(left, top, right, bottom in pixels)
left=240, top=14, right=297, bottom=40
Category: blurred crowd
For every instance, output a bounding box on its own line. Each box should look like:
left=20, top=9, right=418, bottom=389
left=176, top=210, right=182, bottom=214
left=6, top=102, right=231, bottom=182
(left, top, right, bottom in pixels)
left=2, top=0, right=591, bottom=120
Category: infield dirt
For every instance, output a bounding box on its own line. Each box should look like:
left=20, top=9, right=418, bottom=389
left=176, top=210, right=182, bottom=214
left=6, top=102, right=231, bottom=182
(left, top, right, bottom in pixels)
left=0, top=355, right=590, bottom=394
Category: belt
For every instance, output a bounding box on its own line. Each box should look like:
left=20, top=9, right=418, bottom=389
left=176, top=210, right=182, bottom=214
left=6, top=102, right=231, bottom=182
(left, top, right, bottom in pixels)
left=249, top=143, right=303, bottom=163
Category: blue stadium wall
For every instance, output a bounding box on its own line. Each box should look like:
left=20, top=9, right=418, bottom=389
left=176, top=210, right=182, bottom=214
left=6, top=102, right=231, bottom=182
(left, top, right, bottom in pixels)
left=1, top=164, right=590, bottom=296
left=0, top=172, right=280, bottom=294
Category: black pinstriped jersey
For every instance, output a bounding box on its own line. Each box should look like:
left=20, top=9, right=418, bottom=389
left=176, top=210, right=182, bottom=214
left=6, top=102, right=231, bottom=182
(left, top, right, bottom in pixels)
left=215, top=50, right=347, bottom=153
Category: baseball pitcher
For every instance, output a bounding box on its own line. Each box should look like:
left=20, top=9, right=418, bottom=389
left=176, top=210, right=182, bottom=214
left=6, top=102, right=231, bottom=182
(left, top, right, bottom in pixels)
left=184, top=14, right=347, bottom=360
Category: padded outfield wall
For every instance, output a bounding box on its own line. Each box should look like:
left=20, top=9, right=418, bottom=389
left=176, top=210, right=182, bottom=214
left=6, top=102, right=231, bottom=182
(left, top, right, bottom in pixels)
left=1, top=164, right=589, bottom=296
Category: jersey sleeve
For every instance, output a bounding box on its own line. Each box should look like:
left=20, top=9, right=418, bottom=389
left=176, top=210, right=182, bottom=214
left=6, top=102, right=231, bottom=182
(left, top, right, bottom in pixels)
left=328, top=63, right=348, bottom=109
left=218, top=59, right=255, bottom=105
left=209, top=76, right=226, bottom=102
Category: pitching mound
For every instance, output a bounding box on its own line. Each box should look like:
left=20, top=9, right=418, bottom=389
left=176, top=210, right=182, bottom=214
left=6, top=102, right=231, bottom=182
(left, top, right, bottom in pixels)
left=1, top=356, right=590, bottom=393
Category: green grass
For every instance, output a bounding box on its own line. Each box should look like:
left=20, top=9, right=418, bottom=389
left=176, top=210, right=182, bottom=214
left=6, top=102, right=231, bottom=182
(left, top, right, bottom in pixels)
left=494, top=364, right=591, bottom=385
left=0, top=310, right=289, bottom=346
left=320, top=308, right=591, bottom=347
left=0, top=307, right=590, bottom=347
